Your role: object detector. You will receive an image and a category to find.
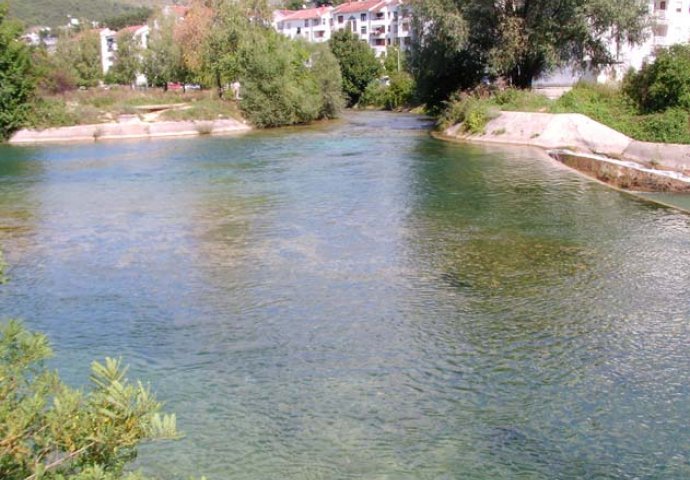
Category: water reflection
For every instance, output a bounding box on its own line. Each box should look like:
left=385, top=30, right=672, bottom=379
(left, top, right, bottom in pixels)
left=0, top=113, right=689, bottom=479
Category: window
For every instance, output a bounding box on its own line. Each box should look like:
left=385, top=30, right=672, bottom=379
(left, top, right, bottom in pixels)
left=304, top=19, right=309, bottom=27
left=338, top=15, right=344, bottom=23
left=361, top=26, right=367, bottom=34
left=361, top=13, right=367, bottom=21
left=297, top=27, right=301, bottom=34
left=660, top=1, right=666, bottom=9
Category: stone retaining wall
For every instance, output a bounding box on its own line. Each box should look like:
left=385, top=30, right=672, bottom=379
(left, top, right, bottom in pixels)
left=9, top=119, right=251, bottom=145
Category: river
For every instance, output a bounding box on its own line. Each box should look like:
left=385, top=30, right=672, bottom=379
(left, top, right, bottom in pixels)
left=1, top=112, right=689, bottom=479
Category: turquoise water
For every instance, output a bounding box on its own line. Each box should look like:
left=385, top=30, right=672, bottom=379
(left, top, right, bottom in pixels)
left=1, top=112, right=689, bottom=479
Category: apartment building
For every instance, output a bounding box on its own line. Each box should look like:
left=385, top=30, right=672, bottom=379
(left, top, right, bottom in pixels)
left=274, top=0, right=414, bottom=57
left=274, top=6, right=334, bottom=43
left=99, top=25, right=150, bottom=78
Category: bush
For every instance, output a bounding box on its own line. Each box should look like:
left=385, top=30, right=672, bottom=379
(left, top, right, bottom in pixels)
left=360, top=72, right=415, bottom=110
left=492, top=87, right=551, bottom=111
left=437, top=93, right=495, bottom=134
left=0, top=320, right=179, bottom=480
left=623, top=44, right=690, bottom=113
left=328, top=30, right=382, bottom=107
left=0, top=5, right=35, bottom=139
left=636, top=108, right=690, bottom=143
left=24, top=97, right=79, bottom=129
left=238, top=33, right=343, bottom=127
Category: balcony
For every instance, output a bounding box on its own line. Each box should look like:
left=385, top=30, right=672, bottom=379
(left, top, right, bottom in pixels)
left=653, top=9, right=669, bottom=23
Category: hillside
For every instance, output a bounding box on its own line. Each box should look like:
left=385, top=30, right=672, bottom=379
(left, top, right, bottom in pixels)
left=6, top=0, right=170, bottom=28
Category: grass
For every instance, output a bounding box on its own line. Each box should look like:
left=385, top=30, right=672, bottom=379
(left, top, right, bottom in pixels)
left=160, top=98, right=243, bottom=122
left=439, top=83, right=690, bottom=144
left=25, top=87, right=243, bottom=130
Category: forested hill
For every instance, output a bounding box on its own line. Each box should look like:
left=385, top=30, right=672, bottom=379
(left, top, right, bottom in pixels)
left=7, top=0, right=169, bottom=28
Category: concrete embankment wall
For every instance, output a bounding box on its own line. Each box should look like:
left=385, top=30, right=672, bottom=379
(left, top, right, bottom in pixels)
left=445, top=111, right=690, bottom=172
left=9, top=119, right=251, bottom=145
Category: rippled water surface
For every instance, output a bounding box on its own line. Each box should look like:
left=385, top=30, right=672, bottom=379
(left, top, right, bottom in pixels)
left=1, top=112, right=690, bottom=479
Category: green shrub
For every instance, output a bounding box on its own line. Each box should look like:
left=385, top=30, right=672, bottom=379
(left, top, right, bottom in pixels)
left=623, top=44, right=690, bottom=113
left=0, top=320, right=179, bottom=480
left=492, top=87, right=551, bottom=111
left=360, top=80, right=386, bottom=108
left=0, top=5, right=35, bottom=139
left=384, top=72, right=415, bottom=110
left=24, top=98, right=79, bottom=129
left=437, top=94, right=494, bottom=134
left=636, top=108, right=690, bottom=143
left=238, top=33, right=343, bottom=127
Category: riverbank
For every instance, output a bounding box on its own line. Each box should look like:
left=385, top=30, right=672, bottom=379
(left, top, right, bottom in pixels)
left=441, top=111, right=690, bottom=192
left=9, top=117, right=251, bottom=144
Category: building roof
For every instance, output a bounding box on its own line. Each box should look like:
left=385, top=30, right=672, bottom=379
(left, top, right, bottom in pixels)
left=371, top=0, right=402, bottom=13
left=168, top=5, right=189, bottom=17
left=119, top=24, right=147, bottom=35
left=334, top=0, right=385, bottom=14
left=283, top=6, right=332, bottom=21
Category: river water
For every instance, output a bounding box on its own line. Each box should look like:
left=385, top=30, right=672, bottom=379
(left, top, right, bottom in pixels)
left=1, top=112, right=689, bottom=479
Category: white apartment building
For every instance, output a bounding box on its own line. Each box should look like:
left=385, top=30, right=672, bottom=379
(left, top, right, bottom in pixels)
left=100, top=25, right=149, bottom=77
left=275, top=6, right=334, bottom=43
left=274, top=0, right=415, bottom=57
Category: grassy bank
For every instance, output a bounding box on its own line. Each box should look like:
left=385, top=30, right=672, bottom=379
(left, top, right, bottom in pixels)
left=439, top=83, right=690, bottom=144
left=25, top=87, right=243, bottom=130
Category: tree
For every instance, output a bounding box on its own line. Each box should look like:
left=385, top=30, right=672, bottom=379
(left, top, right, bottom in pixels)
left=143, top=14, right=187, bottom=91
left=410, top=0, right=649, bottom=105
left=54, top=30, right=102, bottom=88
left=0, top=2, right=35, bottom=140
left=107, top=31, right=143, bottom=86
left=623, top=44, right=690, bottom=112
left=328, top=30, right=382, bottom=106
left=103, top=8, right=153, bottom=31
left=0, top=320, right=179, bottom=480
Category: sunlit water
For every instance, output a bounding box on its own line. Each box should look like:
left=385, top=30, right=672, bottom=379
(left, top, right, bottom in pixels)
left=1, top=112, right=689, bottom=479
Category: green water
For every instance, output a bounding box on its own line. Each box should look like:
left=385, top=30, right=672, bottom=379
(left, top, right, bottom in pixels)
left=1, top=112, right=689, bottom=479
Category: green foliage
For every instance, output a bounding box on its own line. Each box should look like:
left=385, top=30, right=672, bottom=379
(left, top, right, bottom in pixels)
left=409, top=0, right=649, bottom=106
left=0, top=320, right=179, bottom=480
left=143, top=14, right=187, bottom=89
left=437, top=93, right=494, bottom=134
left=361, top=72, right=415, bottom=110
left=383, top=46, right=405, bottom=74
left=238, top=31, right=340, bottom=127
left=103, top=7, right=153, bottom=30
left=491, top=87, right=551, bottom=112
left=623, top=44, right=690, bottom=113
left=7, top=0, right=155, bottom=29
left=24, top=97, right=80, bottom=129
left=108, top=31, right=142, bottom=86
left=190, top=0, right=342, bottom=128
left=328, top=30, right=382, bottom=107
left=54, top=31, right=102, bottom=88
left=0, top=3, right=35, bottom=139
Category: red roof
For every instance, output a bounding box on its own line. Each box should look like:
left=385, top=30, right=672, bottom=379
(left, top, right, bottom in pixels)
left=334, top=0, right=385, bottom=14
left=283, top=6, right=332, bottom=21
left=169, top=5, right=189, bottom=17
left=119, top=24, right=146, bottom=34
left=372, top=0, right=401, bottom=13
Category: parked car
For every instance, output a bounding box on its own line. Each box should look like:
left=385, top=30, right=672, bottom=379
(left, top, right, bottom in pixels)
left=167, top=82, right=183, bottom=91
left=184, top=83, right=201, bottom=91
